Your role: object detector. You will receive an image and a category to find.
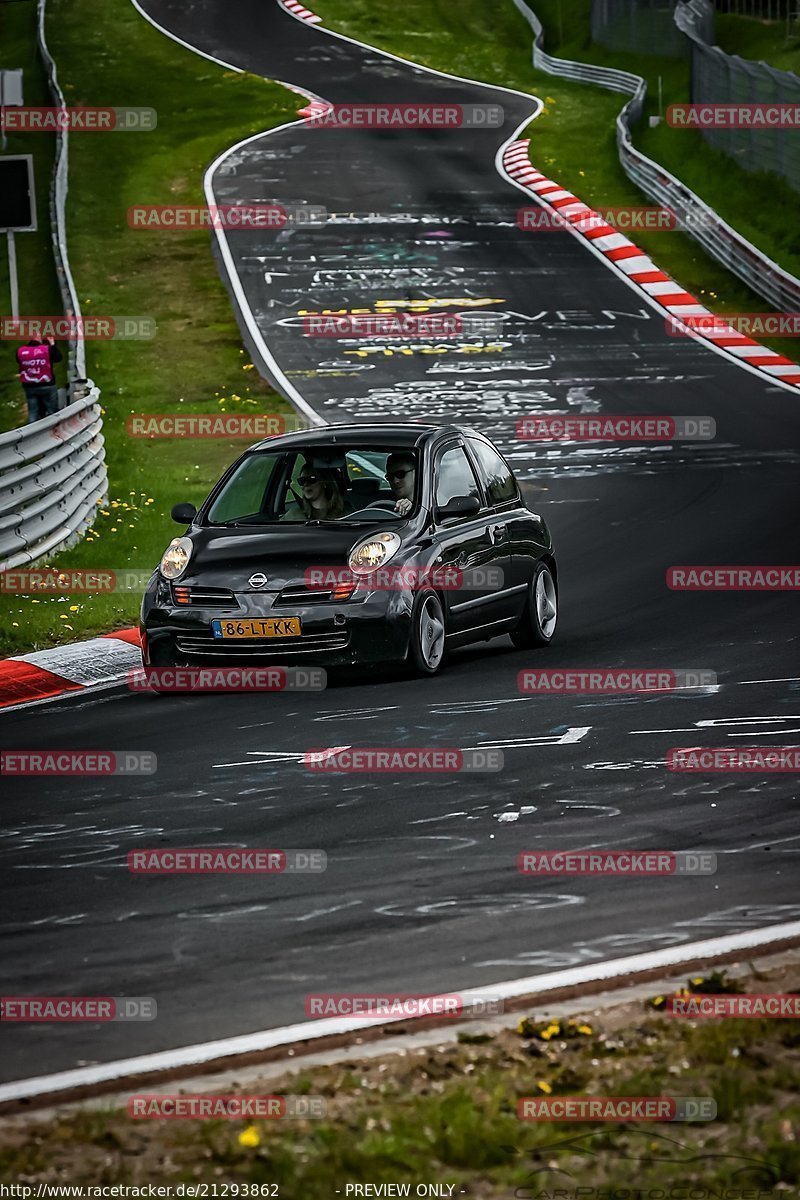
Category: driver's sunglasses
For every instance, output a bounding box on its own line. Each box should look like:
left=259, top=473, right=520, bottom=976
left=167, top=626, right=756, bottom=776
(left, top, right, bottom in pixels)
left=385, top=468, right=413, bottom=482
left=299, top=474, right=321, bottom=485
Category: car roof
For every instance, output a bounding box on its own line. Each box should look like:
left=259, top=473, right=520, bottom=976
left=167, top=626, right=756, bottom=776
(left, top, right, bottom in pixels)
left=250, top=422, right=486, bottom=452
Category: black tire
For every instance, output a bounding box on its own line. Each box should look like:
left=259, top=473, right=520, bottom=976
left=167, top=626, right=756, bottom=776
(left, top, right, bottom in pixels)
left=511, top=561, right=558, bottom=648
left=408, top=588, right=447, bottom=676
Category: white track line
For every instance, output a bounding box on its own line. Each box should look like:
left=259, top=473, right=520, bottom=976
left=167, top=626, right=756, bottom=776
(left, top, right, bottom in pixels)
left=2, top=921, right=799, bottom=1104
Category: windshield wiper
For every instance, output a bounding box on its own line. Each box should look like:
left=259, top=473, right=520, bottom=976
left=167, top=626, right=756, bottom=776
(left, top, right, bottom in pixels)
left=303, top=519, right=364, bottom=528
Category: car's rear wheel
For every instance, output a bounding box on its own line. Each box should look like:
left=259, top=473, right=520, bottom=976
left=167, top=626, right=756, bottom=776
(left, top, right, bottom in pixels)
left=511, top=562, right=558, bottom=648
left=408, top=589, right=446, bottom=675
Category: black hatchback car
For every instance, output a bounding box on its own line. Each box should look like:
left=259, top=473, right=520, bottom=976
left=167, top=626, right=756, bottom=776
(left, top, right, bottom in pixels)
left=140, top=423, right=557, bottom=676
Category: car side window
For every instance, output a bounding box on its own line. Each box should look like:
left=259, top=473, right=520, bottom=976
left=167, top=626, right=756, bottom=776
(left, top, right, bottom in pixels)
left=468, top=439, right=518, bottom=506
left=435, top=446, right=482, bottom=509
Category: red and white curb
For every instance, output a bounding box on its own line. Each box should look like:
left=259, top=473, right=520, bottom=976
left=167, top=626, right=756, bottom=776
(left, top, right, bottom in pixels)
left=277, top=0, right=322, bottom=24
left=0, top=629, right=141, bottom=710
left=503, top=140, right=800, bottom=391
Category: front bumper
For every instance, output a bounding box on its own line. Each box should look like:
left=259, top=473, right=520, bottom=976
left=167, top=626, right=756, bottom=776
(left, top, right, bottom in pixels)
left=141, top=581, right=413, bottom=669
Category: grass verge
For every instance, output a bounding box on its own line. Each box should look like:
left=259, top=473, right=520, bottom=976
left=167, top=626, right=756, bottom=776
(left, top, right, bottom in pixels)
left=312, top=0, right=800, bottom=362
left=0, top=963, right=797, bottom=1191
left=0, top=0, right=302, bottom=658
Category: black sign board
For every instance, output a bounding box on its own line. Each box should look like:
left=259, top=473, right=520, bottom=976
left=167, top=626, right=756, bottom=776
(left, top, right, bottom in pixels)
left=0, top=155, right=36, bottom=232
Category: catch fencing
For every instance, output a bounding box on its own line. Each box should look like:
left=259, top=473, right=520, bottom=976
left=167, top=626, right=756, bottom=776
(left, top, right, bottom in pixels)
left=592, top=0, right=688, bottom=56
left=676, top=0, right=800, bottom=192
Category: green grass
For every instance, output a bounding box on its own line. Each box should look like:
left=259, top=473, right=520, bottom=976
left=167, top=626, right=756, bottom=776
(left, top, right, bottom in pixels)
left=312, top=0, right=800, bottom=361
left=715, top=12, right=800, bottom=73
left=0, top=968, right=797, bottom=1191
left=0, top=0, right=67, bottom=423
left=0, top=0, right=302, bottom=657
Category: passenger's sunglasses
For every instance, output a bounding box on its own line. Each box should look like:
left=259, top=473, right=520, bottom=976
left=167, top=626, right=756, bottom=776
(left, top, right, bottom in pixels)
left=385, top=468, right=413, bottom=482
left=299, top=474, right=322, bottom=485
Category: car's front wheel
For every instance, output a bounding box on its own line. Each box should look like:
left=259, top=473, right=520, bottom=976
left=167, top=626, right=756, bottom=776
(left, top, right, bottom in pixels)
left=408, top=588, right=446, bottom=675
left=511, top=561, right=558, bottom=648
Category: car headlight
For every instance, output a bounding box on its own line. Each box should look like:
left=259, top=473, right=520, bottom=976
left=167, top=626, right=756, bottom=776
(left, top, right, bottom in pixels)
left=159, top=536, right=193, bottom=580
left=348, top=531, right=401, bottom=575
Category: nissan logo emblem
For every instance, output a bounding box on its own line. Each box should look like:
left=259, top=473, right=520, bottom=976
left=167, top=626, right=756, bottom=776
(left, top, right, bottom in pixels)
left=248, top=573, right=269, bottom=588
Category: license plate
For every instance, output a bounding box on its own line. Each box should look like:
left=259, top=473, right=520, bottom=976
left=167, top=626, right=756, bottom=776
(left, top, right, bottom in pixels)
left=212, top=617, right=302, bottom=640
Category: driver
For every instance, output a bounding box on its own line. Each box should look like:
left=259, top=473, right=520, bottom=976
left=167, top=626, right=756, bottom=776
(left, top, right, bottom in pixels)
left=383, top=452, right=416, bottom=516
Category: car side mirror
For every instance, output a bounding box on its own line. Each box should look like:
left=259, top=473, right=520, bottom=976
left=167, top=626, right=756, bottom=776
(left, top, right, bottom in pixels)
left=171, top=502, right=197, bottom=524
left=435, top=495, right=480, bottom=522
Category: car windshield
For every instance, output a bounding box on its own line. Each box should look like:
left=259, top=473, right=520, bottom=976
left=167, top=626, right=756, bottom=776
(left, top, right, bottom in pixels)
left=205, top=445, right=420, bottom=526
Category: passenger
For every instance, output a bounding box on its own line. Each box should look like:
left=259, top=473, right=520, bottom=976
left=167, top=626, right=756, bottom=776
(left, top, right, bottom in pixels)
left=281, top=465, right=350, bottom=521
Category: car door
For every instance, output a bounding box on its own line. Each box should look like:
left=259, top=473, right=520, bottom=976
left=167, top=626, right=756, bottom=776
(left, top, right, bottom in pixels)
left=431, top=440, right=512, bottom=636
left=465, top=436, right=543, bottom=620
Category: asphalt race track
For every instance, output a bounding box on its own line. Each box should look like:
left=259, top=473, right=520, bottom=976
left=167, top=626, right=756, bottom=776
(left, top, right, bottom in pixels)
left=1, top=0, right=799, bottom=1085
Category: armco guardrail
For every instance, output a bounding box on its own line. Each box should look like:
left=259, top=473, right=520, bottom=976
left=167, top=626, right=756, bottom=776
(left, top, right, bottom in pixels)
left=0, top=384, right=107, bottom=571
left=510, top=0, right=800, bottom=312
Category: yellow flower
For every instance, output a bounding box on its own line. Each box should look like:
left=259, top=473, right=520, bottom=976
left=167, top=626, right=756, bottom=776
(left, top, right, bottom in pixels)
left=537, top=1080, right=553, bottom=1094
left=577, top=1024, right=593, bottom=1035
left=238, top=1126, right=260, bottom=1147
left=69, top=605, right=80, bottom=612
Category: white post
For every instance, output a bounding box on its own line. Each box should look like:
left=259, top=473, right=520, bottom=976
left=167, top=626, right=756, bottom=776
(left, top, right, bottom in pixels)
left=7, top=231, right=19, bottom=320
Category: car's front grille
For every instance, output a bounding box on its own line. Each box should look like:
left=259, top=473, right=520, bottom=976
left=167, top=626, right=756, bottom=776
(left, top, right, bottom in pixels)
left=175, top=630, right=350, bottom=657
left=275, top=585, right=336, bottom=606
